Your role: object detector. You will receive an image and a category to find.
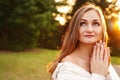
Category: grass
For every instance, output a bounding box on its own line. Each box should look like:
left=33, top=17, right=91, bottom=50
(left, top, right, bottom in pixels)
left=0, top=48, right=119, bottom=80
left=0, top=48, right=58, bottom=80
left=111, top=56, right=120, bottom=65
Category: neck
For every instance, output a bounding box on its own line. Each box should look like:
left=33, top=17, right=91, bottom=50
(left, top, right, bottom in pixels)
left=75, top=43, right=94, bottom=60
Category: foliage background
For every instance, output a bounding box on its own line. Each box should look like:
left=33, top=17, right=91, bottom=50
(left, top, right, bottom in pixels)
left=0, top=0, right=62, bottom=50
left=0, top=0, right=120, bottom=56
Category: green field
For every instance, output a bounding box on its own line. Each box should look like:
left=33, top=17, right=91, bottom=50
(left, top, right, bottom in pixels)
left=0, top=48, right=119, bottom=80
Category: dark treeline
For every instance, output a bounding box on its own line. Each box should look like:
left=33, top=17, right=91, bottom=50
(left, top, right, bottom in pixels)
left=0, top=0, right=62, bottom=50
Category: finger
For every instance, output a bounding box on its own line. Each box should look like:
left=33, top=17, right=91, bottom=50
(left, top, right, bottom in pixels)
left=99, top=41, right=104, bottom=60
left=96, top=42, right=100, bottom=60
left=92, top=45, right=97, bottom=60
left=104, top=47, right=110, bottom=65
left=104, top=50, right=107, bottom=66
left=102, top=42, right=105, bottom=56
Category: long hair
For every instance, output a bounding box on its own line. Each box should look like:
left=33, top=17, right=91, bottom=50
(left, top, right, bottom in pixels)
left=47, top=3, right=108, bottom=76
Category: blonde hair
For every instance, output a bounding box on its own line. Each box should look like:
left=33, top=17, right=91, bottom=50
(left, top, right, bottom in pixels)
left=47, top=3, right=108, bottom=76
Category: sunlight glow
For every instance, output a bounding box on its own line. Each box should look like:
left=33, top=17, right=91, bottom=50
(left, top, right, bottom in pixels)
left=117, top=13, right=120, bottom=30
left=117, top=20, right=120, bottom=30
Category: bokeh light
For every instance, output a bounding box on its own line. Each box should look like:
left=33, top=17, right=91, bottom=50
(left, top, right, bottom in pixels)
left=107, top=0, right=112, bottom=3
left=55, top=14, right=67, bottom=25
left=116, top=0, right=120, bottom=6
left=55, top=0, right=76, bottom=25
left=56, top=6, right=72, bottom=14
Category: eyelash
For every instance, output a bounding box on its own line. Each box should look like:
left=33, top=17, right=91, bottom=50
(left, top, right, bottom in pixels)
left=93, top=22, right=100, bottom=26
left=80, top=22, right=100, bottom=27
left=80, top=22, right=86, bottom=26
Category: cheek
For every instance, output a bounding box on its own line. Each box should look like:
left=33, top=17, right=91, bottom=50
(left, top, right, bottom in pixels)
left=97, top=29, right=103, bottom=38
left=79, top=28, right=85, bottom=35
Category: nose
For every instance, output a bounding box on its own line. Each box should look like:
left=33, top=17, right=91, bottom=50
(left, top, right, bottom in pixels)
left=86, top=24, right=93, bottom=32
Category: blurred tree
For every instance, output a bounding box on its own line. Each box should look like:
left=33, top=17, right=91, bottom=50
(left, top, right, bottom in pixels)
left=0, top=0, right=60, bottom=50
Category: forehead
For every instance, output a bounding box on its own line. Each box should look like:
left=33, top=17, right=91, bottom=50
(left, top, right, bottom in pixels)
left=81, top=10, right=100, bottom=21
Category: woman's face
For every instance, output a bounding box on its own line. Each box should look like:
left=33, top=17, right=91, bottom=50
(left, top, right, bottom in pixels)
left=79, top=10, right=102, bottom=44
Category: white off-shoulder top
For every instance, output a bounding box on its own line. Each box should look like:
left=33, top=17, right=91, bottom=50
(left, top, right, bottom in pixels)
left=52, top=62, right=120, bottom=80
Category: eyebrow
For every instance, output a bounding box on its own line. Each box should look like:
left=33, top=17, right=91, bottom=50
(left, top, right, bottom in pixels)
left=80, top=19, right=100, bottom=22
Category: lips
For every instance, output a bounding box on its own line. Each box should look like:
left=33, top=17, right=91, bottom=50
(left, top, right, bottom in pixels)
left=84, top=35, right=94, bottom=38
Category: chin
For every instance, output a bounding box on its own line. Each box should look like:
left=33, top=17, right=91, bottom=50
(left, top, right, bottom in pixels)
left=80, top=40, right=97, bottom=45
left=84, top=42, right=95, bottom=45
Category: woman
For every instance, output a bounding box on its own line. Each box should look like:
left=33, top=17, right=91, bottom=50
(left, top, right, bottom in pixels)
left=47, top=3, right=120, bottom=80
